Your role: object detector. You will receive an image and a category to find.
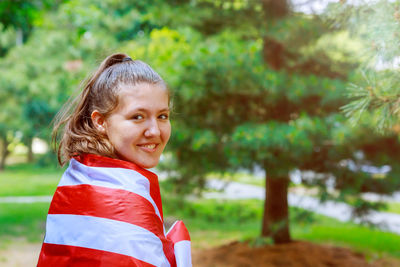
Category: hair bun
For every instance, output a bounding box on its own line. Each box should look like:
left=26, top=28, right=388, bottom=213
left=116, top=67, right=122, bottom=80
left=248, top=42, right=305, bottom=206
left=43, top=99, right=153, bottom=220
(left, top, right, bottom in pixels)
left=102, top=53, right=131, bottom=69
left=122, top=57, right=133, bottom=62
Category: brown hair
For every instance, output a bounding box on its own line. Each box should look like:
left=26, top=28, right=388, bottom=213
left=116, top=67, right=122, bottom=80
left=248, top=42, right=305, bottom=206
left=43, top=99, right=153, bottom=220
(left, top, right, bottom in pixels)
left=53, top=53, right=167, bottom=166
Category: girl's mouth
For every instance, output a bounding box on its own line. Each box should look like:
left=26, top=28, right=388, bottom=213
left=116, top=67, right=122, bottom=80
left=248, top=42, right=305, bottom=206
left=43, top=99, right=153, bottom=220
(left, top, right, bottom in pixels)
left=137, top=143, right=158, bottom=152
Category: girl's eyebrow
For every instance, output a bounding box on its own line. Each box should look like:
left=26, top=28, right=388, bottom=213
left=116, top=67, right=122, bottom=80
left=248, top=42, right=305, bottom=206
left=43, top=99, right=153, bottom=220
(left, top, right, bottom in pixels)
left=130, top=107, right=170, bottom=112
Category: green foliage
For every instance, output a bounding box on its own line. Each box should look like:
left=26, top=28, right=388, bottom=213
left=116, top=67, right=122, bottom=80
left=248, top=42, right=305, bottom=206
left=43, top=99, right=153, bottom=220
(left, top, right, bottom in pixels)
left=248, top=236, right=274, bottom=247
left=35, top=151, right=60, bottom=168
left=230, top=120, right=313, bottom=170
left=290, top=207, right=316, bottom=225
left=342, top=70, right=400, bottom=129
left=0, top=24, right=17, bottom=56
left=326, top=0, right=400, bottom=130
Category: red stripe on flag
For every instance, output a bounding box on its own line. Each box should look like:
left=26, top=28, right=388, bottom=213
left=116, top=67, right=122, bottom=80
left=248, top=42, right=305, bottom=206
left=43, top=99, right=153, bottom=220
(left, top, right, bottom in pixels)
left=75, top=154, right=164, bottom=221
left=48, top=184, right=177, bottom=266
left=49, top=184, right=164, bottom=236
left=37, top=243, right=155, bottom=267
left=167, top=221, right=191, bottom=244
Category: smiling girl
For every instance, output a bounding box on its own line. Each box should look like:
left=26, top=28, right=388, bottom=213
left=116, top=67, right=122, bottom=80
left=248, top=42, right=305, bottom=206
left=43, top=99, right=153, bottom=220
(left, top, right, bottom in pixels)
left=37, top=53, right=191, bottom=267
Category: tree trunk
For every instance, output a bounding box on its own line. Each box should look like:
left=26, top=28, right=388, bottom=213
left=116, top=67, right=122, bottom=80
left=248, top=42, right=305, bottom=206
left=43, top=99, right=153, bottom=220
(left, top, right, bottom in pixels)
left=262, top=38, right=285, bottom=70
left=261, top=170, right=291, bottom=244
left=260, top=0, right=291, bottom=245
left=261, top=0, right=289, bottom=71
left=27, top=137, right=34, bottom=163
left=0, top=137, right=10, bottom=171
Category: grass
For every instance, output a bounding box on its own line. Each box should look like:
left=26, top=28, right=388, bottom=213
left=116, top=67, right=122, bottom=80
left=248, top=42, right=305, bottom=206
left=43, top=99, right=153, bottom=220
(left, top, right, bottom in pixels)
left=206, top=171, right=265, bottom=187
left=163, top=198, right=263, bottom=249
left=0, top=202, right=50, bottom=247
left=181, top=219, right=261, bottom=249
left=0, top=163, right=63, bottom=197
left=162, top=197, right=400, bottom=259
left=381, top=202, right=400, bottom=214
left=291, top=213, right=400, bottom=258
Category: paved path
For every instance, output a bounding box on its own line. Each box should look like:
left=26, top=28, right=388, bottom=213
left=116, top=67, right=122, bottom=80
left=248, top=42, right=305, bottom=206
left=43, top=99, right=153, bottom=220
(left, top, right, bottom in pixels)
left=362, top=191, right=400, bottom=203
left=0, top=196, right=52, bottom=203
left=204, top=179, right=400, bottom=235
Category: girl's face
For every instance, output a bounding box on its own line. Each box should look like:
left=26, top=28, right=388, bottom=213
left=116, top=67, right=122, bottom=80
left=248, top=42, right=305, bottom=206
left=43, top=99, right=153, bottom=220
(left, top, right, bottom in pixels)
left=101, top=83, right=171, bottom=169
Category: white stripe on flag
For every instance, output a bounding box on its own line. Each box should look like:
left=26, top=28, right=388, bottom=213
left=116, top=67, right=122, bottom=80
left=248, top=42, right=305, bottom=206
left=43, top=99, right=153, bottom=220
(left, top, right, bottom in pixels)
left=44, top=214, right=170, bottom=267
left=174, top=240, right=192, bottom=267
left=59, top=158, right=162, bottom=221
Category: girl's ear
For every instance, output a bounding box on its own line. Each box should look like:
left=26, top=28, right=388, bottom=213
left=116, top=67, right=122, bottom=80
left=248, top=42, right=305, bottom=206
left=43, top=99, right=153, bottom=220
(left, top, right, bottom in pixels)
left=91, top=110, right=107, bottom=133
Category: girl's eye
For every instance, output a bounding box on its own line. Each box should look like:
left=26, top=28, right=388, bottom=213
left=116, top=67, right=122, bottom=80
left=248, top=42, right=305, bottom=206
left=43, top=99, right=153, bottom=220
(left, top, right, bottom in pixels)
left=132, top=114, right=144, bottom=120
left=159, top=114, right=169, bottom=120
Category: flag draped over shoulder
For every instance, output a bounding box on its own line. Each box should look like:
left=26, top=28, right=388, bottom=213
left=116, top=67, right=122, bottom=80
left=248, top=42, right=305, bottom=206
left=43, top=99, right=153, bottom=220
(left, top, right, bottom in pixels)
left=37, top=154, right=191, bottom=267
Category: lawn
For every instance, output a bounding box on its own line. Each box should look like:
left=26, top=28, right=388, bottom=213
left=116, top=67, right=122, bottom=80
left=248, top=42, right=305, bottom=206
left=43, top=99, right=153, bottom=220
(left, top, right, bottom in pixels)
left=0, top=163, right=63, bottom=197
left=0, top=202, right=50, bottom=248
left=291, top=213, right=400, bottom=258
left=206, top=171, right=265, bottom=187
left=381, top=202, right=400, bottom=214
left=163, top=198, right=400, bottom=259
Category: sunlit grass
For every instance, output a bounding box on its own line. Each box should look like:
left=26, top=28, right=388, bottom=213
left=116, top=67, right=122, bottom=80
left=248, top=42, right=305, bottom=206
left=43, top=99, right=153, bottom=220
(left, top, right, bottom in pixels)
left=206, top=171, right=264, bottom=187
left=292, top=214, right=400, bottom=258
left=380, top=202, right=400, bottom=214
left=0, top=163, right=63, bottom=197
left=183, top=219, right=260, bottom=249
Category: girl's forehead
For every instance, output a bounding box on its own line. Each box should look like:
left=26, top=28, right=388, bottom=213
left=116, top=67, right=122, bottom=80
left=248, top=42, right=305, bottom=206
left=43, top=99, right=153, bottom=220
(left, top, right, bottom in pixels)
left=116, top=83, right=169, bottom=110
left=118, top=82, right=167, bottom=96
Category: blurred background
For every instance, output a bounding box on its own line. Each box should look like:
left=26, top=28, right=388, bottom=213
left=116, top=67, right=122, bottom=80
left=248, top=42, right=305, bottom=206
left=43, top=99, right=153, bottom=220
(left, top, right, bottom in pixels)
left=1, top=0, right=400, bottom=266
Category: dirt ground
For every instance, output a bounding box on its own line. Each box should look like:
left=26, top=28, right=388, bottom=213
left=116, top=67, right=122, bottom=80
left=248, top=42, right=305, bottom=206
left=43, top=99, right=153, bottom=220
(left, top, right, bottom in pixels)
left=1, top=240, right=399, bottom=267
left=192, top=240, right=400, bottom=267
left=0, top=240, right=41, bottom=267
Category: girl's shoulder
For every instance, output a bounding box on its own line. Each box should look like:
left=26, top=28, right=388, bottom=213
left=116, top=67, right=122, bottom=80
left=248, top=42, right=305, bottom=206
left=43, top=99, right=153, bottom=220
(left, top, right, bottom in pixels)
left=73, top=153, right=157, bottom=179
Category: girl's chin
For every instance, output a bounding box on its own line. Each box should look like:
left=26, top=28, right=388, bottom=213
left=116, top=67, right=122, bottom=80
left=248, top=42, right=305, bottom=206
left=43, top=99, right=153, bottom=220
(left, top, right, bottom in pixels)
left=129, top=159, right=159, bottom=169
left=138, top=161, right=159, bottom=169
left=115, top=152, right=160, bottom=169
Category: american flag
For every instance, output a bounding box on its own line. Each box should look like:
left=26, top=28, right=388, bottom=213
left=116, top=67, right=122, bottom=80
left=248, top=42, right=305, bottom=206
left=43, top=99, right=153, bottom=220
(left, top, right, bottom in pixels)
left=37, top=154, right=192, bottom=267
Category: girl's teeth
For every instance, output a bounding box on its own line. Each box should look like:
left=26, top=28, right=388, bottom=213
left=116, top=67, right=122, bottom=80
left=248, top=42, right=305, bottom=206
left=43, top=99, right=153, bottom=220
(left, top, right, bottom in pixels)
left=143, top=144, right=156, bottom=149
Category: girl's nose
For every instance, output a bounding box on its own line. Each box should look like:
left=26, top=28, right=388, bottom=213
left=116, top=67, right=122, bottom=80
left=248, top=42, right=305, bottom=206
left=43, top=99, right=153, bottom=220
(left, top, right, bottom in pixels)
left=144, top=119, right=161, bottom=137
